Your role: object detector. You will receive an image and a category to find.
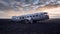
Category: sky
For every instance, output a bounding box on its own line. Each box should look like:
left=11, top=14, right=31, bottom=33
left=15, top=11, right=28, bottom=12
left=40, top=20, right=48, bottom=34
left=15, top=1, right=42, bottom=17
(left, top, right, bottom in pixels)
left=0, top=0, right=60, bottom=11
left=0, top=0, right=60, bottom=19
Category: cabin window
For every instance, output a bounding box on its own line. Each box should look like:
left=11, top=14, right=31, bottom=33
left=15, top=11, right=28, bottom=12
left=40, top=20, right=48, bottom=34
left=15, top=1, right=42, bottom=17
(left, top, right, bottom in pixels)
left=36, top=15, right=38, bottom=17
left=26, top=16, right=29, bottom=18
left=22, top=17, right=24, bottom=19
left=33, top=15, right=35, bottom=17
left=19, top=17, right=21, bottom=19
left=30, top=16, right=32, bottom=17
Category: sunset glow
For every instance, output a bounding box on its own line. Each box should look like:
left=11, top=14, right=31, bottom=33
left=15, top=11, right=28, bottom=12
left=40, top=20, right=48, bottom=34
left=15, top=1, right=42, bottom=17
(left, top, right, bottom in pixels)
left=0, top=5, right=60, bottom=19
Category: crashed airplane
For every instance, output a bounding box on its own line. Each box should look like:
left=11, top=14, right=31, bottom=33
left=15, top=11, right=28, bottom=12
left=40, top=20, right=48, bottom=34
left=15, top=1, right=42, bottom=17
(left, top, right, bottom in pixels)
left=11, top=12, right=49, bottom=23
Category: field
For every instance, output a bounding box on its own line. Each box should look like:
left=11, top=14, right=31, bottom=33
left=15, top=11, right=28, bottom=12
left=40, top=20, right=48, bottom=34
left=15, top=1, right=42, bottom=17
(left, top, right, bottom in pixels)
left=0, top=19, right=60, bottom=34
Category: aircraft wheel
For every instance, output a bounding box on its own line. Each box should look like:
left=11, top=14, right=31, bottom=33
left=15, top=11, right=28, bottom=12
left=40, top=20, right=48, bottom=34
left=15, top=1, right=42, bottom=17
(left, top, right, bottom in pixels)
left=25, top=19, right=30, bottom=24
left=30, top=20, right=33, bottom=24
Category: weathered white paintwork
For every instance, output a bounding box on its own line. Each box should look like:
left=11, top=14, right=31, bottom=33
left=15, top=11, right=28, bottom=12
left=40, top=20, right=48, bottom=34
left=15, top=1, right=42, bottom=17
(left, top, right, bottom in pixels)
left=11, top=12, right=49, bottom=23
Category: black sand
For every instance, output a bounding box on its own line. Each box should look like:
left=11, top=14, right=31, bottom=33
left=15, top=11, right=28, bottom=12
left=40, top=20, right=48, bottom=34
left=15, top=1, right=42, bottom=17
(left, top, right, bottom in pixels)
left=0, top=19, right=60, bottom=34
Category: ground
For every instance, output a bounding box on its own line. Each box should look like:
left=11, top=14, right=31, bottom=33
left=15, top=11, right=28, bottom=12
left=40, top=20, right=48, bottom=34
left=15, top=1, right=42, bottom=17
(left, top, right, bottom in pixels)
left=0, top=19, right=60, bottom=34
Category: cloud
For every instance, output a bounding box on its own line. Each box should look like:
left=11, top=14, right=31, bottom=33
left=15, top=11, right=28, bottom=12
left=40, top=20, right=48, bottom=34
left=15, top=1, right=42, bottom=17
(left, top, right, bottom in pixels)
left=0, top=0, right=18, bottom=11
left=0, top=0, right=60, bottom=11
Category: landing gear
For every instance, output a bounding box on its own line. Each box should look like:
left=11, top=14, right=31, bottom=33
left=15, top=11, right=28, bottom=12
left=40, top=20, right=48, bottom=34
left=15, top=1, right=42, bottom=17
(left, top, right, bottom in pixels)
left=25, top=19, right=29, bottom=24
left=24, top=19, right=33, bottom=24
